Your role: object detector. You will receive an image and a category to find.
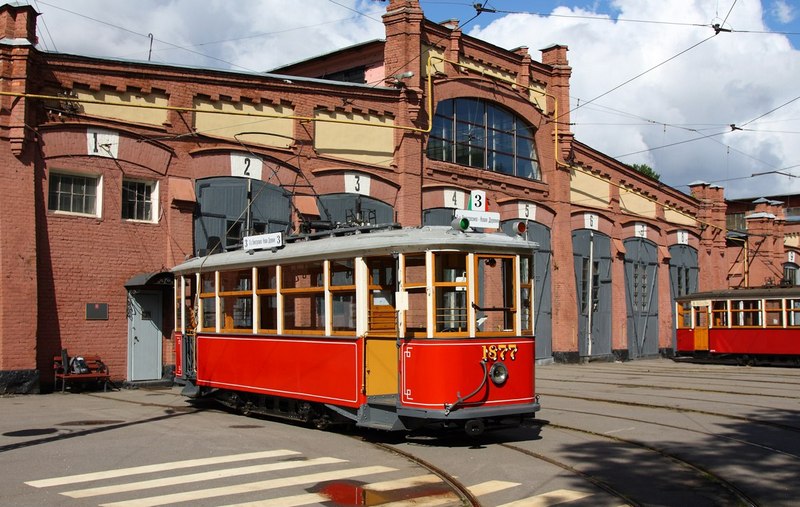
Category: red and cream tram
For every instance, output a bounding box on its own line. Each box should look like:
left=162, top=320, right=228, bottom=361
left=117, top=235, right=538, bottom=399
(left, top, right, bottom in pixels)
left=172, top=224, right=540, bottom=435
left=675, top=286, right=800, bottom=364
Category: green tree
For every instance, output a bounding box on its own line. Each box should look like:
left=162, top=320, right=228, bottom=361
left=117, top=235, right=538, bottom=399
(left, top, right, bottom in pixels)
left=630, top=163, right=660, bottom=181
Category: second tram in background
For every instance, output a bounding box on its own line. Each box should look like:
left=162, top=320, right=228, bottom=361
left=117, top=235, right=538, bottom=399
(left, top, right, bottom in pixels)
left=172, top=222, right=541, bottom=435
left=675, top=286, right=800, bottom=365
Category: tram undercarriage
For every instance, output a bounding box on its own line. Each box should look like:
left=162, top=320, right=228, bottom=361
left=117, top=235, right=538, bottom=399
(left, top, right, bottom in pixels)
left=184, top=383, right=536, bottom=436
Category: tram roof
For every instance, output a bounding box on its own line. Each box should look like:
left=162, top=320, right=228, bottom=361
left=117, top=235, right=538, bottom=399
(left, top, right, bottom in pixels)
left=675, top=286, right=800, bottom=302
left=172, top=226, right=539, bottom=275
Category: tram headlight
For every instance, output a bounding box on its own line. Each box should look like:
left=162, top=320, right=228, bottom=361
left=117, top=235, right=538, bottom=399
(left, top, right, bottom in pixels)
left=489, top=362, right=508, bottom=386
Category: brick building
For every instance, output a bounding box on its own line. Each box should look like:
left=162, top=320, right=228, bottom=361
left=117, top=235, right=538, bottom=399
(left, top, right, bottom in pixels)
left=1, top=0, right=781, bottom=393
left=725, top=193, right=800, bottom=287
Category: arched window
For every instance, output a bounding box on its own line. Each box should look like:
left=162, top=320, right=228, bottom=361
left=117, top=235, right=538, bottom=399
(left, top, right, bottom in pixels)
left=427, top=98, right=540, bottom=180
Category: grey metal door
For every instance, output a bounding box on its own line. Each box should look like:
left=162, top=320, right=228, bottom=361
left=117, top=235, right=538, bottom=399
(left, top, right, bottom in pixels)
left=128, top=291, right=163, bottom=381
left=573, top=230, right=612, bottom=358
left=500, top=220, right=552, bottom=360
left=668, top=245, right=698, bottom=351
left=529, top=223, right=552, bottom=360
left=624, top=238, right=659, bottom=358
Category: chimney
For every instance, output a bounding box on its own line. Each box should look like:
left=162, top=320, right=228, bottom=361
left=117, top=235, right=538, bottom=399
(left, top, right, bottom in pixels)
left=0, top=4, right=38, bottom=45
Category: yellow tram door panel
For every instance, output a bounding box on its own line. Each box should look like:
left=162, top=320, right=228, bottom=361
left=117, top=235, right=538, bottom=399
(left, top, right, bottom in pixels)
left=365, top=336, right=398, bottom=396
left=694, top=306, right=709, bottom=352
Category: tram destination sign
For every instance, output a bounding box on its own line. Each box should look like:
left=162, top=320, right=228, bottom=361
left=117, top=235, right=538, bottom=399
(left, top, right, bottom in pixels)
left=243, top=232, right=284, bottom=252
left=454, top=209, right=500, bottom=228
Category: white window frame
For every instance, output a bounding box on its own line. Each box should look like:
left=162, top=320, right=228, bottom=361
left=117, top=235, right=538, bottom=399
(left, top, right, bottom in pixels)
left=121, top=178, right=158, bottom=223
left=47, top=170, right=103, bottom=218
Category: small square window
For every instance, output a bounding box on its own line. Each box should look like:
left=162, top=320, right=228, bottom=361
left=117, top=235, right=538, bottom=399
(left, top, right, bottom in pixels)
left=48, top=172, right=99, bottom=216
left=122, top=180, right=156, bottom=222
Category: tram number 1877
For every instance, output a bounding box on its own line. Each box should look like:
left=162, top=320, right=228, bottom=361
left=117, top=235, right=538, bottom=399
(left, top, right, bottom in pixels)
left=482, top=344, right=518, bottom=361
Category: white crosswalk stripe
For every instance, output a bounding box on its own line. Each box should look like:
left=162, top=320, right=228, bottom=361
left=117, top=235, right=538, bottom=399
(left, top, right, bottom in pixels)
left=98, top=465, right=397, bottom=507
left=25, top=449, right=300, bottom=488
left=62, top=457, right=346, bottom=498
left=24, top=449, right=603, bottom=507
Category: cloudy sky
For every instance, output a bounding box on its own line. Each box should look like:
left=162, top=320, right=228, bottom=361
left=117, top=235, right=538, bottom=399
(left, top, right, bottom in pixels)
left=25, top=0, right=800, bottom=200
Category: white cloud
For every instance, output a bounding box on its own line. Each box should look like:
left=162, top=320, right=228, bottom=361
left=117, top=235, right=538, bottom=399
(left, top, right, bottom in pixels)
left=771, top=0, right=796, bottom=24
left=469, top=0, right=800, bottom=198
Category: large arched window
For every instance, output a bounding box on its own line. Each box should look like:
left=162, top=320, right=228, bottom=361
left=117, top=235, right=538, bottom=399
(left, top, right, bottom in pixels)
left=427, top=98, right=540, bottom=180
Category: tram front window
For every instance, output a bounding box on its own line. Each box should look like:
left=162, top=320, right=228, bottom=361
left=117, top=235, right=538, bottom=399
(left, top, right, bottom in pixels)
left=367, top=257, right=396, bottom=333
left=219, top=269, right=253, bottom=332
left=330, top=259, right=356, bottom=333
left=404, top=254, right=428, bottom=337
left=435, top=253, right=467, bottom=334
left=475, top=255, right=516, bottom=334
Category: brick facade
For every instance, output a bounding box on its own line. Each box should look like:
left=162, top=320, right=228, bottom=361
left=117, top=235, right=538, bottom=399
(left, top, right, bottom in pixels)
left=0, top=1, right=788, bottom=393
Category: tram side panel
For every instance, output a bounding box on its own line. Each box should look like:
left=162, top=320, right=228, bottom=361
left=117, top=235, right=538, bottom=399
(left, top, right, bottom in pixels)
left=710, top=328, right=800, bottom=356
left=195, top=334, right=363, bottom=407
left=400, top=337, right=536, bottom=414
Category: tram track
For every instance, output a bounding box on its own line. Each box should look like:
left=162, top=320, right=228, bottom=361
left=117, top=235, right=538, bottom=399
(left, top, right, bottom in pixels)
left=544, top=406, right=800, bottom=461
left=360, top=436, right=480, bottom=506
left=538, top=377, right=800, bottom=399
left=526, top=420, right=761, bottom=507
left=539, top=366, right=800, bottom=385
left=496, top=441, right=643, bottom=507
left=540, top=392, right=800, bottom=433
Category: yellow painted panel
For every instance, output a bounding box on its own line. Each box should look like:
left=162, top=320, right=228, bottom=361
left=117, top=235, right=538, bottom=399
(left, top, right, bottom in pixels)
left=422, top=46, right=445, bottom=77
left=528, top=84, right=548, bottom=113
left=570, top=169, right=610, bottom=209
left=314, top=110, right=394, bottom=167
left=74, top=88, right=168, bottom=126
left=620, top=187, right=656, bottom=218
left=664, top=208, right=697, bottom=226
left=457, top=56, right=516, bottom=83
left=193, top=98, right=294, bottom=148
left=785, top=235, right=800, bottom=248
left=366, top=337, right=397, bottom=396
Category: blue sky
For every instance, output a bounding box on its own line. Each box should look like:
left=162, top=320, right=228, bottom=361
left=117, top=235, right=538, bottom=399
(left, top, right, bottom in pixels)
left=25, top=0, right=800, bottom=199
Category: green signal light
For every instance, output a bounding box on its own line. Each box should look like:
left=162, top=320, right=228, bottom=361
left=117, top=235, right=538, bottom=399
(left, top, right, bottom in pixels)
left=451, top=217, right=470, bottom=231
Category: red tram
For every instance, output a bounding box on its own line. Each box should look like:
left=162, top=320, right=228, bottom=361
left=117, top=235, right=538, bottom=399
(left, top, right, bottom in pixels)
left=172, top=224, right=541, bottom=435
left=675, top=286, right=800, bottom=364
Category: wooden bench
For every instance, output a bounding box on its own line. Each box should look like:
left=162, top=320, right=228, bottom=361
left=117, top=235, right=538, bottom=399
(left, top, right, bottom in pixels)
left=53, top=350, right=112, bottom=392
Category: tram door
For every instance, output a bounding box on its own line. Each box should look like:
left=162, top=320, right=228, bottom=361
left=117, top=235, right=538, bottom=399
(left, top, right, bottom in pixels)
left=127, top=291, right=163, bottom=381
left=624, top=238, right=659, bottom=358
left=365, top=257, right=398, bottom=396
left=693, top=305, right=710, bottom=352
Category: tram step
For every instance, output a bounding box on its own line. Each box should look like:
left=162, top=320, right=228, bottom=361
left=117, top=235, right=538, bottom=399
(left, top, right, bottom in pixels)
left=358, top=396, right=405, bottom=431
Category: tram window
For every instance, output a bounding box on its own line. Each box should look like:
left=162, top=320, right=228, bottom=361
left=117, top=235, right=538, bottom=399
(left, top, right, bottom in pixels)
left=695, top=308, right=708, bottom=328
left=282, top=262, right=325, bottom=333
left=788, top=299, right=800, bottom=327
left=404, top=254, right=426, bottom=287
left=731, top=299, right=761, bottom=327
left=199, top=273, right=215, bottom=331
left=434, top=253, right=468, bottom=334
left=406, top=287, right=427, bottom=337
left=367, top=257, right=396, bottom=333
left=330, top=260, right=356, bottom=333
left=403, top=254, right=428, bottom=337
left=256, top=266, right=277, bottom=333
left=219, top=270, right=252, bottom=332
left=765, top=299, right=783, bottom=327
left=711, top=301, right=728, bottom=327
left=678, top=302, right=693, bottom=329
left=475, top=255, right=516, bottom=334
left=180, top=276, right=197, bottom=334
left=521, top=256, right=533, bottom=333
